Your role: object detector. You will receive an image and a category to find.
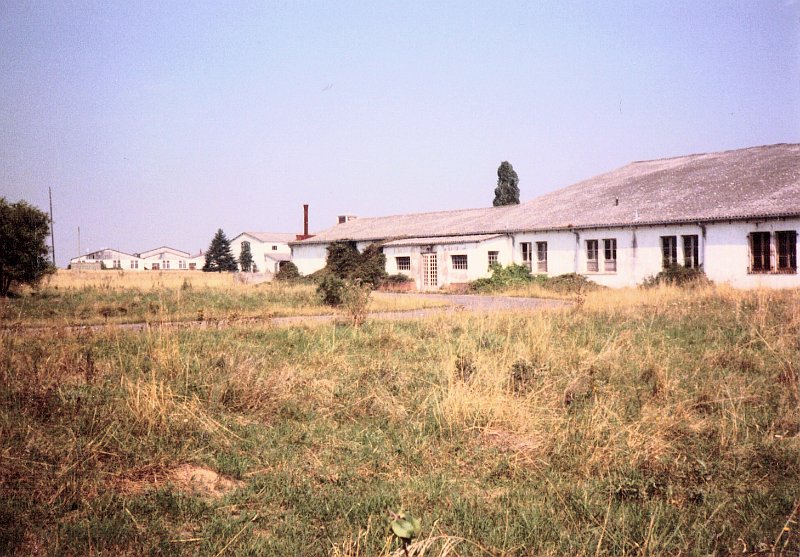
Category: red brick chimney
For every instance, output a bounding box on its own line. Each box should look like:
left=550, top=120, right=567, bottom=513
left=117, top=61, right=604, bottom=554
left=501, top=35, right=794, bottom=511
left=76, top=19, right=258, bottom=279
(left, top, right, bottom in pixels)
left=296, top=204, right=314, bottom=240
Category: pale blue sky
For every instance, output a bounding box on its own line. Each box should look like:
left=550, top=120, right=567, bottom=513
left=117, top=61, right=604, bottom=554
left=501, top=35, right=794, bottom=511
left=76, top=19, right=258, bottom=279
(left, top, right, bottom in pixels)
left=2, top=1, right=798, bottom=266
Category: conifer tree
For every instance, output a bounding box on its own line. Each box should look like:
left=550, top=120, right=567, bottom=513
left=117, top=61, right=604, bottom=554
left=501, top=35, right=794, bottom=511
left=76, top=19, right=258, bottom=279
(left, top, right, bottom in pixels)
left=493, top=161, right=520, bottom=206
left=202, top=229, right=238, bottom=272
left=239, top=241, right=254, bottom=272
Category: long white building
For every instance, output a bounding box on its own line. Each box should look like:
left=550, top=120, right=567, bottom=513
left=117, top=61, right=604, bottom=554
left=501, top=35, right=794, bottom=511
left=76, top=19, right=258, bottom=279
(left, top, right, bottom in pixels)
left=291, top=143, right=800, bottom=289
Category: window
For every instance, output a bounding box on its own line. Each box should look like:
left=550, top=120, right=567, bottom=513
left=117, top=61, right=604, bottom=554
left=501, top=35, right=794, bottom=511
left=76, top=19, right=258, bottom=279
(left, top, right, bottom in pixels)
left=683, top=235, right=699, bottom=268
left=242, top=241, right=250, bottom=251
left=487, top=251, right=499, bottom=268
left=130, top=260, right=138, bottom=269
left=521, top=242, right=532, bottom=271
left=164, top=260, right=170, bottom=270
left=750, top=232, right=771, bottom=272
left=661, top=236, right=677, bottom=268
left=272, top=245, right=278, bottom=251
left=603, top=239, right=617, bottom=272
left=536, top=242, right=548, bottom=273
left=113, top=260, right=121, bottom=269
left=396, top=256, right=411, bottom=271
left=777, top=231, right=797, bottom=272
left=451, top=255, right=468, bottom=270
left=586, top=240, right=599, bottom=272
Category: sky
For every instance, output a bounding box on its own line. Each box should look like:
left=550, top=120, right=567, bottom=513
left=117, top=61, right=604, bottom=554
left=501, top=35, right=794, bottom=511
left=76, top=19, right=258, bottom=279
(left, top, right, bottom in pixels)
left=1, top=1, right=798, bottom=267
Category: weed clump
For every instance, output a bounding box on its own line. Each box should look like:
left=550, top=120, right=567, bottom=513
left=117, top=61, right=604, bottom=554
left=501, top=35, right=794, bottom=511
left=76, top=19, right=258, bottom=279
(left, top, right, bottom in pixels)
left=641, top=265, right=712, bottom=288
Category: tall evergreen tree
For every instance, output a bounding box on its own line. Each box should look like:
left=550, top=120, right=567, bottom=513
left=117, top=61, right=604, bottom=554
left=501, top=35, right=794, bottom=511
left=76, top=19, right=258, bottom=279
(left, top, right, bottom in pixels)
left=493, top=161, right=520, bottom=206
left=239, top=241, right=254, bottom=272
left=202, top=229, right=238, bottom=272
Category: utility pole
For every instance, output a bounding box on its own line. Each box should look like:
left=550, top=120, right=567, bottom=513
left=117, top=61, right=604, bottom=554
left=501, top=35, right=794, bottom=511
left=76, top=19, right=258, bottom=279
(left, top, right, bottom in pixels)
left=77, top=226, right=81, bottom=273
left=49, top=187, right=56, bottom=267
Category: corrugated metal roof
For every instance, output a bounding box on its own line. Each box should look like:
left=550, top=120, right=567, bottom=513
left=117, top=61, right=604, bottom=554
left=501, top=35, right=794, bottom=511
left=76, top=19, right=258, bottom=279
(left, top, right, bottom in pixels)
left=292, top=143, right=800, bottom=245
left=383, top=234, right=503, bottom=247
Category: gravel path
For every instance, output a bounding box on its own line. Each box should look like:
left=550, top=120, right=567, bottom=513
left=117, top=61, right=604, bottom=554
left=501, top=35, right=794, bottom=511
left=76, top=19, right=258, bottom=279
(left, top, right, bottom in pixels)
left=6, top=293, right=569, bottom=334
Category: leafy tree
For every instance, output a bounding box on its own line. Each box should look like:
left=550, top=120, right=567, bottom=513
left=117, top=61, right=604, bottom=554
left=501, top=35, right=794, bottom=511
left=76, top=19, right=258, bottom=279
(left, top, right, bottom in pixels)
left=326, top=241, right=361, bottom=278
left=324, top=240, right=386, bottom=288
left=493, top=161, right=520, bottom=206
left=202, top=229, right=238, bottom=273
left=0, top=198, right=55, bottom=296
left=239, top=241, right=254, bottom=272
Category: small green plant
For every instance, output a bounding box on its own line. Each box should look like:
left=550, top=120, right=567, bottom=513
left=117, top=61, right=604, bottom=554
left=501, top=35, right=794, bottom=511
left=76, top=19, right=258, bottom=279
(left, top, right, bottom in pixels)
left=389, top=510, right=421, bottom=556
left=340, top=280, right=371, bottom=326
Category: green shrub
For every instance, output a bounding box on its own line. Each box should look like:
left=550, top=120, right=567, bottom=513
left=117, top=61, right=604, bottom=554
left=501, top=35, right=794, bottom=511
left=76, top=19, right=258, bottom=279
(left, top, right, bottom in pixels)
left=542, top=273, right=598, bottom=294
left=275, top=261, right=300, bottom=281
left=383, top=273, right=413, bottom=285
left=317, top=275, right=345, bottom=306
left=471, top=263, right=538, bottom=292
left=641, top=265, right=712, bottom=288
left=323, top=241, right=387, bottom=288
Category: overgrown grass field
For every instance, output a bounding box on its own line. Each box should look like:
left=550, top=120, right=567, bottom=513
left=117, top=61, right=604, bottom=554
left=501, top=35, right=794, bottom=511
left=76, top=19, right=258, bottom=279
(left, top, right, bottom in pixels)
left=1, top=276, right=798, bottom=555
left=0, top=270, right=445, bottom=327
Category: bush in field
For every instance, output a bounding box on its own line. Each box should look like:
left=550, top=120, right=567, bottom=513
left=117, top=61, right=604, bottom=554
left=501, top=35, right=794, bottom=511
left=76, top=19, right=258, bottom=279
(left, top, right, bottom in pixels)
left=340, top=280, right=371, bottom=326
left=317, top=275, right=346, bottom=305
left=542, top=273, right=599, bottom=294
left=641, top=265, right=712, bottom=289
left=471, top=263, right=537, bottom=292
left=324, top=241, right=387, bottom=288
left=275, top=261, right=300, bottom=281
left=0, top=198, right=55, bottom=296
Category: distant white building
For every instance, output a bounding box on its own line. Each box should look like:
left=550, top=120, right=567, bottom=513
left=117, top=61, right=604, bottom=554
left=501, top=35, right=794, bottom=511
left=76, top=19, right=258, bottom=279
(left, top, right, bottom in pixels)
left=229, top=232, right=295, bottom=275
left=136, top=246, right=198, bottom=271
left=291, top=143, right=800, bottom=290
left=70, top=248, right=143, bottom=271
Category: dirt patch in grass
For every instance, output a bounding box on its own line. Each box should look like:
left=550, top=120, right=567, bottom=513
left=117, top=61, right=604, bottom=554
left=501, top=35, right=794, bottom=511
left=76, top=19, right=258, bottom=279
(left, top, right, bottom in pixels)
left=120, top=464, right=242, bottom=499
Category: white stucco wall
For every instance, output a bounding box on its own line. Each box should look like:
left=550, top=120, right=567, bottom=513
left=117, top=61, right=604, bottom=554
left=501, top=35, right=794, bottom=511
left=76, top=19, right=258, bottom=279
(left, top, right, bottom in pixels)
left=704, top=219, right=800, bottom=288
left=384, top=236, right=514, bottom=290
left=516, top=219, right=800, bottom=289
left=291, top=243, right=329, bottom=276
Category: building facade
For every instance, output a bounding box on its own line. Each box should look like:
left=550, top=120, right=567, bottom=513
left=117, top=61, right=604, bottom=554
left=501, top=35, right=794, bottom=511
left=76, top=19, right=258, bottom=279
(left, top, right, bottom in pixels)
left=291, top=144, right=800, bottom=289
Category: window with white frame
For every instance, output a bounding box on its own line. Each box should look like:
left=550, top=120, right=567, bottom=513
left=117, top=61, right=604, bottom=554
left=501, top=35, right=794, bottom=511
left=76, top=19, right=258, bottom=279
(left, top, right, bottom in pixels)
left=683, top=235, right=699, bottom=268
left=396, top=256, right=411, bottom=271
left=536, top=242, right=548, bottom=273
left=521, top=242, right=532, bottom=271
left=586, top=240, right=599, bottom=272
left=164, top=260, right=170, bottom=270
left=487, top=251, right=499, bottom=268
left=603, top=239, right=617, bottom=272
left=661, top=236, right=678, bottom=269
left=451, top=254, right=468, bottom=270
left=777, top=231, right=797, bottom=272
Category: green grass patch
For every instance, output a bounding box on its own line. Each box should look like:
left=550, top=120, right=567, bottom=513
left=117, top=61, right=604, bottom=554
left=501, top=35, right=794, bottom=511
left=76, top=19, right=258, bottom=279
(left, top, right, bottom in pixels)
left=2, top=287, right=799, bottom=554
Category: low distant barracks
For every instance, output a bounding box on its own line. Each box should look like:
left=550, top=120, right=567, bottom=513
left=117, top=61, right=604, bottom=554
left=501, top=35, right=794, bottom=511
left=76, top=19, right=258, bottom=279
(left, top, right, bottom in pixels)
left=291, top=144, right=800, bottom=289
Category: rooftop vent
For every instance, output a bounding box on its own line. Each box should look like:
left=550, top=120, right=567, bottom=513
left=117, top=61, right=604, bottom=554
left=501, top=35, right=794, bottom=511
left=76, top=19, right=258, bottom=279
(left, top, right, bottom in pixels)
left=338, top=215, right=357, bottom=224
